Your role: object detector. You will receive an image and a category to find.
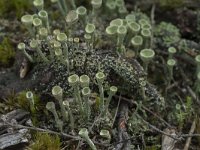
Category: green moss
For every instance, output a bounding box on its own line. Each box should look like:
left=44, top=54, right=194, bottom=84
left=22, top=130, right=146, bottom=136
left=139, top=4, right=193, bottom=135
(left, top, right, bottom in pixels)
left=0, top=37, right=15, bottom=66
left=16, top=90, right=40, bottom=113
left=145, top=145, right=161, bottom=150
left=0, top=0, right=32, bottom=18
left=1, top=90, right=17, bottom=112
left=28, top=132, right=61, bottom=150
left=157, top=0, right=183, bottom=8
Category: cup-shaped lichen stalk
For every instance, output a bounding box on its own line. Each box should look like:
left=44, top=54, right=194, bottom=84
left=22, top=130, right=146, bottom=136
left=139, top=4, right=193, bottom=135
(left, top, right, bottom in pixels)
left=26, top=91, right=36, bottom=113
left=91, top=0, right=102, bottom=9
left=141, top=29, right=151, bottom=48
left=105, top=0, right=116, bottom=12
left=95, top=72, right=105, bottom=113
left=46, top=102, right=63, bottom=132
left=82, top=87, right=91, bottom=122
left=110, top=18, right=123, bottom=27
left=46, top=102, right=59, bottom=121
left=74, top=37, right=80, bottom=49
left=57, top=33, right=68, bottom=58
left=100, top=129, right=111, bottom=143
left=54, top=41, right=61, bottom=51
left=80, top=75, right=90, bottom=88
left=59, top=0, right=68, bottom=14
left=139, top=78, right=147, bottom=101
left=29, top=39, right=49, bottom=62
left=38, top=10, right=50, bottom=32
left=69, top=0, right=76, bottom=9
left=33, top=17, right=41, bottom=24
left=54, top=41, right=65, bottom=64
left=118, top=4, right=128, bottom=17
left=33, top=18, right=42, bottom=35
left=115, top=0, right=125, bottom=7
left=103, top=86, right=117, bottom=117
left=68, top=37, right=74, bottom=47
left=57, top=33, right=70, bottom=71
left=65, top=10, right=79, bottom=36
left=54, top=48, right=65, bottom=64
left=125, top=14, right=136, bottom=24
left=117, top=25, right=127, bottom=53
left=141, top=23, right=151, bottom=30
left=126, top=21, right=140, bottom=43
left=38, top=27, right=48, bottom=40
left=85, top=23, right=96, bottom=44
left=167, top=59, right=176, bottom=84
left=48, top=38, right=56, bottom=58
left=21, top=14, right=34, bottom=38
left=138, top=19, right=148, bottom=26
left=85, top=24, right=95, bottom=33
left=91, top=0, right=102, bottom=20
left=63, top=100, right=74, bottom=131
left=56, top=119, right=63, bottom=132
left=85, top=23, right=96, bottom=47
left=195, top=55, right=200, bottom=75
left=128, top=21, right=140, bottom=33
left=139, top=49, right=155, bottom=73
left=84, top=34, right=92, bottom=50
left=131, top=35, right=143, bottom=57
left=79, top=128, right=97, bottom=150
left=18, top=43, right=34, bottom=63
left=105, top=25, right=118, bottom=43
left=52, top=86, right=68, bottom=122
left=106, top=25, right=118, bottom=36
left=168, top=47, right=177, bottom=59
left=53, top=29, right=60, bottom=37
left=51, top=0, right=66, bottom=16
left=76, top=6, right=87, bottom=25
left=68, top=74, right=84, bottom=116
left=33, top=0, right=44, bottom=11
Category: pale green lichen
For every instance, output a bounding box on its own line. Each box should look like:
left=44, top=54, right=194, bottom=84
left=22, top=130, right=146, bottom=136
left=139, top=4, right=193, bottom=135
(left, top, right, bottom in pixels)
left=154, top=21, right=181, bottom=47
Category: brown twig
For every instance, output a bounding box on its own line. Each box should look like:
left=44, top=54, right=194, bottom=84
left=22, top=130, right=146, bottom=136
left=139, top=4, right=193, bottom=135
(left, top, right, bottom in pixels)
left=165, top=81, right=179, bottom=91
left=136, top=114, right=181, bottom=141
left=183, top=119, right=196, bottom=150
left=3, top=121, right=108, bottom=147
left=115, top=95, right=172, bottom=128
left=114, top=102, right=131, bottom=150
left=111, top=94, right=121, bottom=128
left=179, top=67, right=200, bottom=105
left=186, top=86, right=200, bottom=105
left=137, top=114, right=200, bottom=141
left=150, top=4, right=155, bottom=48
left=76, top=140, right=82, bottom=150
left=180, top=134, right=200, bottom=138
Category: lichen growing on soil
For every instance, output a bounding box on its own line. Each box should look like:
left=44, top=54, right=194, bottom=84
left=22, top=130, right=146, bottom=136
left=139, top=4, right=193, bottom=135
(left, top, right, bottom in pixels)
left=1, top=0, right=200, bottom=149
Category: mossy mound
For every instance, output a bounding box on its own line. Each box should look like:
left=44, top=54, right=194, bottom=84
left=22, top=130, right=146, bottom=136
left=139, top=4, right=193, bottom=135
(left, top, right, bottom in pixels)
left=0, top=37, right=15, bottom=67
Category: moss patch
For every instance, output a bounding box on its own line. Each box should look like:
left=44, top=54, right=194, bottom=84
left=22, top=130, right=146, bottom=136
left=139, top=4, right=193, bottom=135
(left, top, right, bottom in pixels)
left=0, top=0, right=32, bottom=18
left=28, top=132, right=61, bottom=150
left=0, top=37, right=15, bottom=67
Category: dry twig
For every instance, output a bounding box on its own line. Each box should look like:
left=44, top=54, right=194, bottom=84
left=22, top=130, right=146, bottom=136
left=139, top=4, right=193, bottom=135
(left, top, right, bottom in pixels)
left=183, top=119, right=196, bottom=150
left=3, top=121, right=108, bottom=147
left=111, top=94, right=121, bottom=128
left=115, top=95, right=172, bottom=127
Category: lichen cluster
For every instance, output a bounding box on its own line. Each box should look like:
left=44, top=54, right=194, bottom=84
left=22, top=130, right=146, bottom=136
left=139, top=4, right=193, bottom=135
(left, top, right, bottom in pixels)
left=15, top=0, right=168, bottom=149
left=18, top=2, right=161, bottom=101
left=154, top=21, right=181, bottom=47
